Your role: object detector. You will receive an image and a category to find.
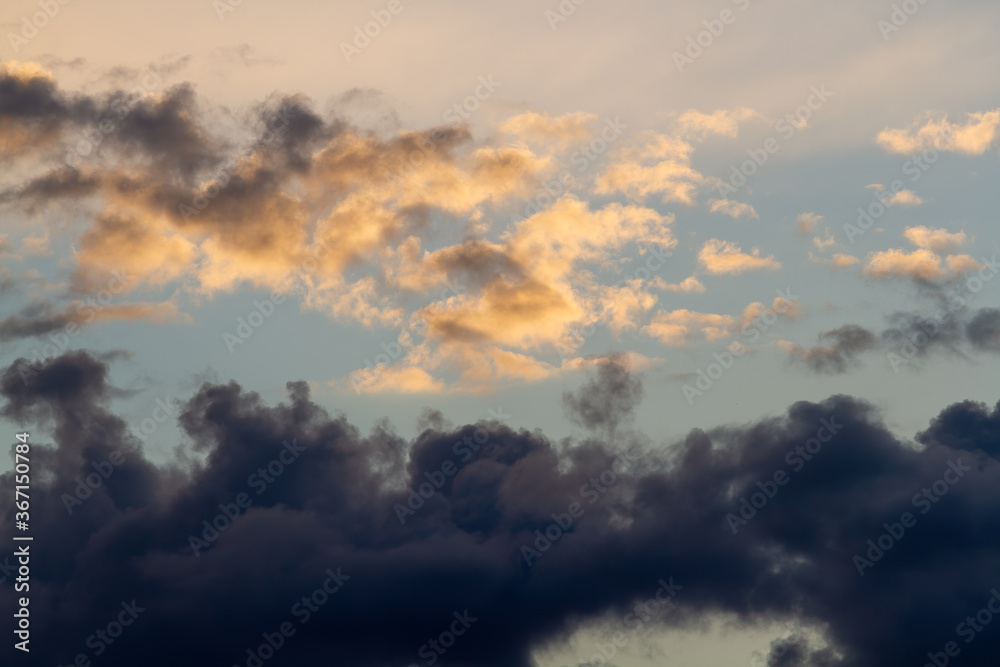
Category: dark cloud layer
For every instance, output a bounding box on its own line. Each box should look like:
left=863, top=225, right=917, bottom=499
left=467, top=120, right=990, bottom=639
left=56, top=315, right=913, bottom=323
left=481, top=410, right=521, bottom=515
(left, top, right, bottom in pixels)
left=1, top=353, right=1000, bottom=667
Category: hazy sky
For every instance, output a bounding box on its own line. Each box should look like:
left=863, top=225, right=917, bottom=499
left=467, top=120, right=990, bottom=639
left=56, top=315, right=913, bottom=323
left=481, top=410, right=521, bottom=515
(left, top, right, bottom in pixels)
left=2, top=1, right=1000, bottom=666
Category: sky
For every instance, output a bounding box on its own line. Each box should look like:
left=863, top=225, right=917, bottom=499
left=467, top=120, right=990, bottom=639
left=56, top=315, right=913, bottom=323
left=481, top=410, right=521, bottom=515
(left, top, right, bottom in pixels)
left=0, top=0, right=999, bottom=665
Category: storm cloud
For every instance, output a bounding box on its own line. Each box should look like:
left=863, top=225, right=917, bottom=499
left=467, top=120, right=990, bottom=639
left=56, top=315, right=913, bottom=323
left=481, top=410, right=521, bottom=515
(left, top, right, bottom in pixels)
left=1, top=352, right=999, bottom=666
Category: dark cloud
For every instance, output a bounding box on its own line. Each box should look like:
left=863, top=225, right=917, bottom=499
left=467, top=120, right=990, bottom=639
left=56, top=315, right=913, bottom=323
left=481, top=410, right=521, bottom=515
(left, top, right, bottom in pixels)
left=0, top=302, right=75, bottom=342
left=0, top=63, right=96, bottom=155
left=562, top=356, right=644, bottom=432
left=2, top=352, right=999, bottom=666
left=36, top=56, right=89, bottom=70
left=916, top=398, right=1000, bottom=458
left=784, top=306, right=1000, bottom=375
left=881, top=311, right=967, bottom=359
left=104, top=83, right=221, bottom=177
left=249, top=94, right=339, bottom=172
left=0, top=167, right=101, bottom=210
left=966, top=308, right=1000, bottom=352
left=784, top=324, right=878, bottom=373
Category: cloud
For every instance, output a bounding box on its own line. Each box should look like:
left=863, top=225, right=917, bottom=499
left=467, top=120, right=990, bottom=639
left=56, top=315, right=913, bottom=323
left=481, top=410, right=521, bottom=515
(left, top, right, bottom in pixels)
left=863, top=248, right=980, bottom=282
left=0, top=299, right=188, bottom=342
left=498, top=111, right=598, bottom=149
left=966, top=308, right=1000, bottom=352
left=659, top=276, right=706, bottom=294
left=810, top=253, right=860, bottom=269
left=876, top=109, right=1000, bottom=155
left=739, top=297, right=801, bottom=330
left=642, top=308, right=735, bottom=346
left=883, top=189, right=923, bottom=207
left=561, top=355, right=644, bottom=433
left=797, top=213, right=822, bottom=235
left=812, top=229, right=835, bottom=251
left=4, top=352, right=1000, bottom=667
left=0, top=68, right=692, bottom=391
left=708, top=198, right=758, bottom=219
left=674, top=107, right=759, bottom=139
left=698, top=239, right=781, bottom=275
left=18, top=232, right=52, bottom=256
left=903, top=226, right=967, bottom=253
left=595, top=133, right=707, bottom=204
left=779, top=325, right=878, bottom=373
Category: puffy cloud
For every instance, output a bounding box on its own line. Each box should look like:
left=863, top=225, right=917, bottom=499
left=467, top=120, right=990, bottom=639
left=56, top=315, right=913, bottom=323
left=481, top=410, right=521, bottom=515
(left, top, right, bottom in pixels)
left=659, top=276, right=706, bottom=294
left=595, top=133, right=706, bottom=204
left=739, top=296, right=801, bottom=330
left=5, top=352, right=1000, bottom=667
left=498, top=111, right=598, bottom=149
left=884, top=189, right=923, bottom=207
left=903, top=226, right=967, bottom=253
left=812, top=229, right=835, bottom=251
left=698, top=238, right=781, bottom=275
left=876, top=109, right=1000, bottom=156
left=797, top=212, right=822, bottom=235
left=863, top=248, right=979, bottom=282
left=675, top=107, right=759, bottom=139
left=708, top=198, right=758, bottom=219
left=642, top=308, right=735, bottom=346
